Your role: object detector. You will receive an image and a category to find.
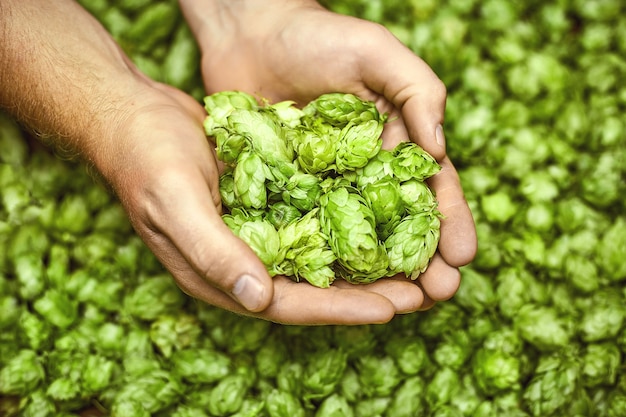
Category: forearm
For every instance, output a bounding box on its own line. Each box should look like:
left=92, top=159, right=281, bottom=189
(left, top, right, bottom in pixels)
left=0, top=0, right=141, bottom=165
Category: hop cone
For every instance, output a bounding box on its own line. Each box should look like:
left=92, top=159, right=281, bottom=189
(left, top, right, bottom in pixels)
left=273, top=210, right=336, bottom=288
left=263, top=100, right=305, bottom=128
left=399, top=179, right=439, bottom=214
left=233, top=151, right=272, bottom=209
left=266, top=202, right=302, bottom=229
left=280, top=172, right=321, bottom=212
left=385, top=210, right=441, bottom=279
left=294, top=124, right=337, bottom=175
left=391, top=142, right=441, bottom=181
left=213, top=129, right=248, bottom=166
left=522, top=350, right=582, bottom=417
left=227, top=109, right=294, bottom=168
left=320, top=186, right=388, bottom=283
left=222, top=208, right=264, bottom=235
left=302, top=92, right=387, bottom=127
left=335, top=120, right=383, bottom=173
left=203, top=90, right=258, bottom=135
left=362, top=178, right=405, bottom=240
left=235, top=219, right=280, bottom=268
left=351, top=149, right=395, bottom=188
left=218, top=170, right=240, bottom=210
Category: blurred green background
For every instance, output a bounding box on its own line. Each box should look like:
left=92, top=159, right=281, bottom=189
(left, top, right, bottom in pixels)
left=1, top=0, right=625, bottom=416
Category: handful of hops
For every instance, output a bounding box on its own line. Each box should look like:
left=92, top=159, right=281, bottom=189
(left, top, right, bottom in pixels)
left=203, top=91, right=443, bottom=288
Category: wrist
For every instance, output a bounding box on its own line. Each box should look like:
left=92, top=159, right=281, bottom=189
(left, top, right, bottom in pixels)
left=179, top=0, right=322, bottom=54
left=0, top=0, right=150, bottom=166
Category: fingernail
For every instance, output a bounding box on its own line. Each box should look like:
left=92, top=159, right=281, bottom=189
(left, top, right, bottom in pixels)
left=232, top=274, right=265, bottom=311
left=435, top=124, right=445, bottom=147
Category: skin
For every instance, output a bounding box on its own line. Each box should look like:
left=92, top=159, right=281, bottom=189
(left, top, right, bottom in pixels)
left=1, top=0, right=476, bottom=325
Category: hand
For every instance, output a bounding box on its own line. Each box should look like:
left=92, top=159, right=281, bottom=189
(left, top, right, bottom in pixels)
left=109, top=79, right=430, bottom=324
left=0, top=0, right=422, bottom=325
left=179, top=0, right=477, bottom=310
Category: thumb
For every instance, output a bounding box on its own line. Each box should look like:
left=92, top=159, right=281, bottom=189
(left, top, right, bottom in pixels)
left=194, top=219, right=276, bottom=312
left=141, top=173, right=275, bottom=313
left=362, top=29, right=447, bottom=160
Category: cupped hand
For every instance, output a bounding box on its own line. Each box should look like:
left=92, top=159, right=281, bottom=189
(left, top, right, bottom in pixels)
left=102, top=72, right=427, bottom=324
left=180, top=0, right=477, bottom=309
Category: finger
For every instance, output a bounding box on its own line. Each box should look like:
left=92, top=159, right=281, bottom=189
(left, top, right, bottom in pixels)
left=428, top=156, right=478, bottom=267
left=172, top=270, right=398, bottom=325
left=333, top=277, right=425, bottom=314
left=417, top=253, right=461, bottom=302
left=361, top=26, right=447, bottom=160
left=139, top=162, right=275, bottom=313
left=418, top=293, right=437, bottom=311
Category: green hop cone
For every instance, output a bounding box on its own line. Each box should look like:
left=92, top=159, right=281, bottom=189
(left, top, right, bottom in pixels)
left=361, top=177, right=405, bottom=240
left=319, top=185, right=388, bottom=283
left=335, top=120, right=383, bottom=173
left=263, top=100, right=305, bottom=128
left=214, top=129, right=248, bottom=166
left=208, top=374, right=249, bottom=416
left=391, top=142, right=441, bottom=181
left=294, top=123, right=337, bottom=175
left=218, top=170, right=240, bottom=210
left=280, top=172, right=321, bottom=212
left=273, top=209, right=336, bottom=288
left=356, top=354, right=401, bottom=397
left=351, top=148, right=395, bottom=188
left=515, top=304, right=572, bottom=351
left=233, top=150, right=272, bottom=209
left=385, top=210, right=441, bottom=279
left=266, top=202, right=302, bottom=229
left=522, top=350, right=582, bottom=417
left=581, top=342, right=621, bottom=387
left=235, top=219, right=280, bottom=268
left=265, top=389, right=306, bottom=417
left=222, top=208, right=258, bottom=235
left=315, top=394, right=354, bottom=417
left=171, top=348, right=231, bottom=385
left=472, top=347, right=522, bottom=396
left=302, top=92, right=387, bottom=127
left=227, top=109, right=294, bottom=168
left=203, top=90, right=258, bottom=135
left=302, top=349, right=348, bottom=402
left=0, top=349, right=45, bottom=396
left=399, top=179, right=439, bottom=214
